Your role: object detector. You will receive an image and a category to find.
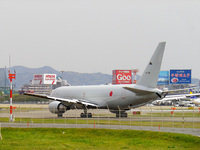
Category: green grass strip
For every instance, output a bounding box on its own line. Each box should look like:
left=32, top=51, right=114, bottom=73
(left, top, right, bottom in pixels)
left=0, top=128, right=200, bottom=150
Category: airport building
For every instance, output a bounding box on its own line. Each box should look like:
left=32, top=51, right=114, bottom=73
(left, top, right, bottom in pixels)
left=20, top=74, right=70, bottom=95
left=21, top=83, right=52, bottom=95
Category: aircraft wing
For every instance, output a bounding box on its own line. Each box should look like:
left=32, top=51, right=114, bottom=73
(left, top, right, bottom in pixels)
left=24, top=93, right=99, bottom=107
left=162, top=88, right=191, bottom=94
left=184, top=93, right=200, bottom=97
left=161, top=95, right=186, bottom=101
left=158, top=93, right=200, bottom=101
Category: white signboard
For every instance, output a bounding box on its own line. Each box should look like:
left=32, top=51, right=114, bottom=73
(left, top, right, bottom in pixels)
left=33, top=74, right=57, bottom=85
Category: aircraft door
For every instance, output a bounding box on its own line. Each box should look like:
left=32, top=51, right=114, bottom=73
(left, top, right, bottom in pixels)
left=121, top=89, right=126, bottom=99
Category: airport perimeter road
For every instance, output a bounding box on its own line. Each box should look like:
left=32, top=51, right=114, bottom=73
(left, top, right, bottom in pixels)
left=1, top=122, right=200, bottom=137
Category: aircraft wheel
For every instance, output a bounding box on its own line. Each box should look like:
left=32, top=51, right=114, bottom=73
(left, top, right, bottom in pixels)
left=80, top=113, right=85, bottom=118
left=116, top=113, right=119, bottom=118
left=88, top=113, right=92, bottom=118
left=80, top=113, right=92, bottom=118
left=116, top=112, right=128, bottom=118
left=57, top=113, right=63, bottom=118
left=122, top=113, right=128, bottom=118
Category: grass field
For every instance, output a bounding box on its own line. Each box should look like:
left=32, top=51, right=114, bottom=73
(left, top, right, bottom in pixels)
left=0, top=128, right=200, bottom=150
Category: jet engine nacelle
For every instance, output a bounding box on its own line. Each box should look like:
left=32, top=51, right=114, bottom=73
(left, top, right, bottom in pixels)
left=49, top=101, right=66, bottom=114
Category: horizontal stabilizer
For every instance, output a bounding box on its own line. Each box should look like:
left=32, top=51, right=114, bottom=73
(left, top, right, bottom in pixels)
left=123, top=87, right=156, bottom=96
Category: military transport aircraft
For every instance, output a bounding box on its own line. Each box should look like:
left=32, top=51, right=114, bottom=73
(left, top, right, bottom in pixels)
left=25, top=42, right=170, bottom=118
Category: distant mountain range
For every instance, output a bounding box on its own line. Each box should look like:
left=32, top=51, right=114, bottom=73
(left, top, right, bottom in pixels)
left=1, top=66, right=199, bottom=90
left=9, top=66, right=112, bottom=90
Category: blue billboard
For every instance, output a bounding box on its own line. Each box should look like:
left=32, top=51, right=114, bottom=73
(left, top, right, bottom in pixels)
left=157, top=71, right=169, bottom=85
left=170, top=69, right=191, bottom=84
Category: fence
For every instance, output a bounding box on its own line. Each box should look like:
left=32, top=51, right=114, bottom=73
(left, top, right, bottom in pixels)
left=0, top=104, right=200, bottom=131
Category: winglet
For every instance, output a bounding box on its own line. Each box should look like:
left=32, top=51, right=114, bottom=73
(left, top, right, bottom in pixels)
left=137, top=42, right=166, bottom=88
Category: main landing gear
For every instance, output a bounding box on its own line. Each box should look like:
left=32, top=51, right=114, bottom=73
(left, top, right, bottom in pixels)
left=80, top=109, right=92, bottom=118
left=116, top=111, right=128, bottom=118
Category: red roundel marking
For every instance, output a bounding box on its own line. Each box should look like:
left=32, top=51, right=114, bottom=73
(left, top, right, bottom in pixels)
left=109, top=91, right=113, bottom=97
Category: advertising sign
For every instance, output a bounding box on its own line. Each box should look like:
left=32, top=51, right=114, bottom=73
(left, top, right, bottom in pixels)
left=112, top=70, right=132, bottom=84
left=44, top=74, right=56, bottom=84
left=33, top=74, right=57, bottom=85
left=170, top=69, right=191, bottom=84
left=157, top=71, right=169, bottom=85
left=33, top=74, right=43, bottom=84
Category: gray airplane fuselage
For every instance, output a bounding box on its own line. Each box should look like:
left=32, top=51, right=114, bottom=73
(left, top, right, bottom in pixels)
left=51, top=84, right=160, bottom=110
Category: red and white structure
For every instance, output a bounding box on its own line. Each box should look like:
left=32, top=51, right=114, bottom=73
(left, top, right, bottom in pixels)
left=132, top=69, right=139, bottom=84
left=8, top=70, right=16, bottom=122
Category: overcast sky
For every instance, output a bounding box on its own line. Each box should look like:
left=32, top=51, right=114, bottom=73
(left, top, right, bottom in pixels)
left=1, top=0, right=200, bottom=78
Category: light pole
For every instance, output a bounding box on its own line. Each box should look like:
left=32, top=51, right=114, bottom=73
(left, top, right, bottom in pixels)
left=132, top=69, right=139, bottom=84
left=61, top=71, right=65, bottom=79
left=8, top=70, right=16, bottom=122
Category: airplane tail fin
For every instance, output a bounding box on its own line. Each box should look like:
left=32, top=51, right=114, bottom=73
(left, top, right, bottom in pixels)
left=189, top=89, right=194, bottom=94
left=189, top=89, right=197, bottom=99
left=137, top=42, right=166, bottom=88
